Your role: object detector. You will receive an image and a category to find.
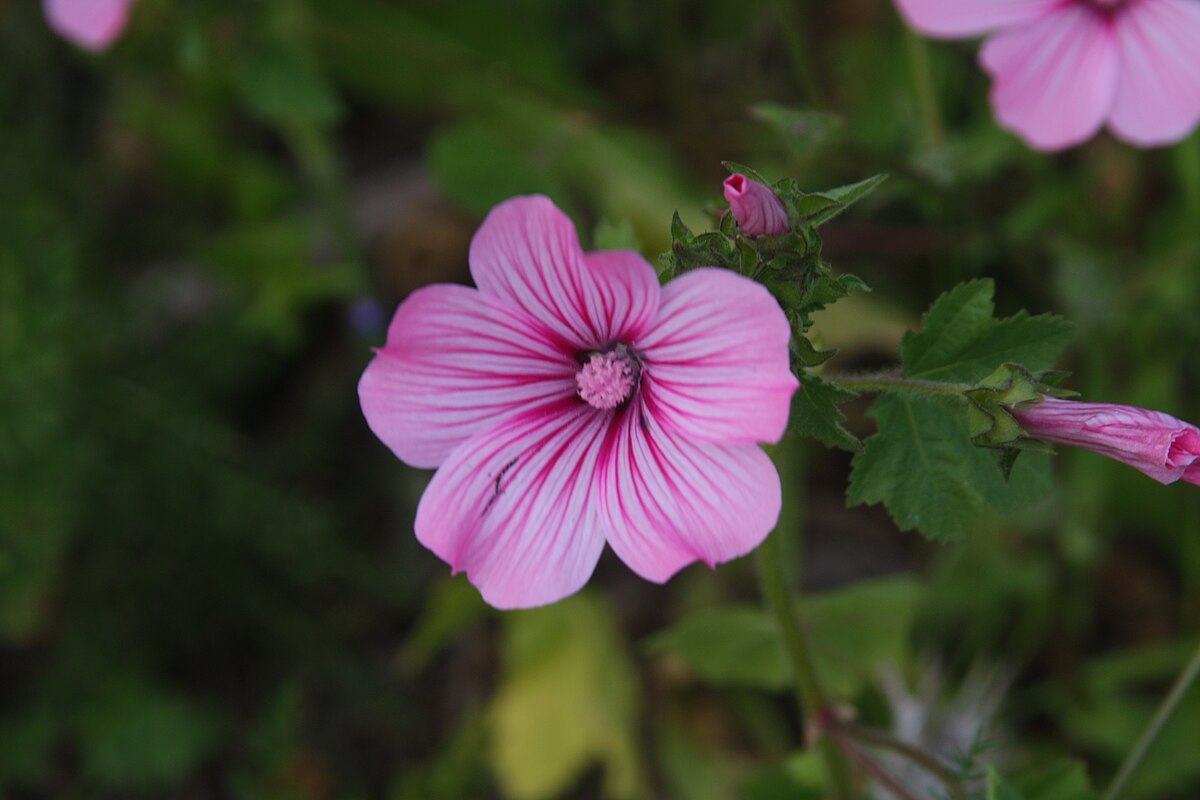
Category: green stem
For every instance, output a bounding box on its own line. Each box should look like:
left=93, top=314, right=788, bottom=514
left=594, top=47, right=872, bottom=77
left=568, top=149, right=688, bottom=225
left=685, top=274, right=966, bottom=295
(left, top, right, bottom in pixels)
left=756, top=500, right=854, bottom=798
left=772, top=0, right=824, bottom=108
left=1174, top=133, right=1200, bottom=230
left=825, top=371, right=969, bottom=398
left=837, top=722, right=967, bottom=800
left=903, top=28, right=945, bottom=147
left=1102, top=639, right=1200, bottom=800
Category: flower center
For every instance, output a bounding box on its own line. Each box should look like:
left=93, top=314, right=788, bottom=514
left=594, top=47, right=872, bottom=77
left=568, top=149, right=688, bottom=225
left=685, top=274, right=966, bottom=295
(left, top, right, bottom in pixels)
left=576, top=346, right=639, bottom=410
left=1085, top=0, right=1130, bottom=11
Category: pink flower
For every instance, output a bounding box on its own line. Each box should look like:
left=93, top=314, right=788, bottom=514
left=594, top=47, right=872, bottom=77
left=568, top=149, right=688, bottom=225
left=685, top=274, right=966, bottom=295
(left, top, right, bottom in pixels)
left=893, top=0, right=1200, bottom=150
left=1011, top=396, right=1200, bottom=485
left=723, top=174, right=789, bottom=236
left=359, top=196, right=799, bottom=609
left=44, top=0, right=135, bottom=51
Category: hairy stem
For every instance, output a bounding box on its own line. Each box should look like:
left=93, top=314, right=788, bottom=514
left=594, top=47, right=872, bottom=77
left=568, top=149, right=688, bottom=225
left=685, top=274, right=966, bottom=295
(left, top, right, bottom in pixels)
left=825, top=370, right=970, bottom=398
left=757, top=442, right=854, bottom=799
left=1103, top=639, right=1200, bottom=800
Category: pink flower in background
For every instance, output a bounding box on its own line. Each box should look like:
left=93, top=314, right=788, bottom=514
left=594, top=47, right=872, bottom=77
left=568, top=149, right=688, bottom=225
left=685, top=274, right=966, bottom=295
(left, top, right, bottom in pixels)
left=893, top=0, right=1200, bottom=150
left=1011, top=396, right=1200, bottom=485
left=723, top=174, right=789, bottom=236
left=359, top=196, right=798, bottom=609
left=44, top=0, right=135, bottom=51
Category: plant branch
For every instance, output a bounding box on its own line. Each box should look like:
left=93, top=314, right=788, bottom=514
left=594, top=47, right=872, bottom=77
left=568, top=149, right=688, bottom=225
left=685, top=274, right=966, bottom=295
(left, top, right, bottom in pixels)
left=757, top=441, right=854, bottom=799
left=824, top=370, right=970, bottom=397
left=1103, top=639, right=1200, bottom=800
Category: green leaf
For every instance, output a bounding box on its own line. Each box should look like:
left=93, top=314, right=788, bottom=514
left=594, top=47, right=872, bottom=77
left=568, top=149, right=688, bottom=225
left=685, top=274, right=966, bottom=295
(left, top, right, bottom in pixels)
left=77, top=678, right=221, bottom=788
left=903, top=280, right=1074, bottom=383
left=645, top=607, right=790, bottom=690
left=848, top=280, right=1071, bottom=539
left=398, top=575, right=488, bottom=673
left=803, top=577, right=923, bottom=697
left=749, top=103, right=843, bottom=159
left=592, top=217, right=642, bottom=252
left=489, top=593, right=643, bottom=800
left=645, top=577, right=921, bottom=698
left=848, top=394, right=1053, bottom=540
left=429, top=124, right=570, bottom=216
left=791, top=372, right=861, bottom=451
left=236, top=49, right=342, bottom=127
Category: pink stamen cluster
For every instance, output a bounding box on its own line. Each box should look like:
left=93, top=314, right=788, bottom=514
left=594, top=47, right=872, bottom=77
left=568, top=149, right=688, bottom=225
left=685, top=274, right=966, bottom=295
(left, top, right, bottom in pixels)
left=576, top=351, right=636, bottom=410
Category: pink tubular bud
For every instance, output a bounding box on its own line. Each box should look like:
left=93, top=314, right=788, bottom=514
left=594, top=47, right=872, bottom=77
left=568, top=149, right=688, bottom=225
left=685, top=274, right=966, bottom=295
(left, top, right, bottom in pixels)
left=1011, top=396, right=1200, bottom=486
left=723, top=174, right=789, bottom=237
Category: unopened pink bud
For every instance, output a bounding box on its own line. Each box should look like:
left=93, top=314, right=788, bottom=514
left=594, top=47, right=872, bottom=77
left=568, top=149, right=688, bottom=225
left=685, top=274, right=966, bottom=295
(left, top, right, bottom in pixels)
left=723, top=174, right=789, bottom=237
left=1011, top=396, right=1200, bottom=486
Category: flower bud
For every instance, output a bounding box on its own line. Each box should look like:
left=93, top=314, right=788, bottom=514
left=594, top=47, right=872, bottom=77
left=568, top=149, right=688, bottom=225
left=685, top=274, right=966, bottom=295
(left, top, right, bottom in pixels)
left=1011, top=397, right=1200, bottom=486
left=723, top=174, right=789, bottom=237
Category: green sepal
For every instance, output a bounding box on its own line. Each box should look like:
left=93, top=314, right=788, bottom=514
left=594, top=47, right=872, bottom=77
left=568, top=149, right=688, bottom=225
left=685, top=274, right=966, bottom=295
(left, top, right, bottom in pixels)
left=793, top=333, right=837, bottom=367
left=775, top=174, right=888, bottom=228
left=966, top=363, right=1078, bottom=479
left=966, top=363, right=1078, bottom=450
left=720, top=160, right=771, bottom=186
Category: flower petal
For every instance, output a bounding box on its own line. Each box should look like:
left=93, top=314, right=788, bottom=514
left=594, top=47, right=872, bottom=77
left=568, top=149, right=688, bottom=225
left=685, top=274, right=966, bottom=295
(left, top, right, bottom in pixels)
left=470, top=196, right=660, bottom=349
left=635, top=269, right=798, bottom=445
left=979, top=5, right=1119, bottom=151
left=44, top=0, right=134, bottom=51
left=415, top=401, right=608, bottom=609
left=597, top=403, right=782, bottom=583
left=893, top=0, right=1060, bottom=38
left=1108, top=0, right=1200, bottom=147
left=359, top=284, right=576, bottom=469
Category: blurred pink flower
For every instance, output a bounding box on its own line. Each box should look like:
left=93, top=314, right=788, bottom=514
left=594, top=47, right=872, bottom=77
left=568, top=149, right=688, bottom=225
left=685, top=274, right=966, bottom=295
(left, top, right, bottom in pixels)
left=1011, top=396, right=1200, bottom=485
left=359, top=196, right=798, bottom=608
left=44, top=0, right=135, bottom=51
left=893, top=0, right=1200, bottom=150
left=723, top=174, right=789, bottom=236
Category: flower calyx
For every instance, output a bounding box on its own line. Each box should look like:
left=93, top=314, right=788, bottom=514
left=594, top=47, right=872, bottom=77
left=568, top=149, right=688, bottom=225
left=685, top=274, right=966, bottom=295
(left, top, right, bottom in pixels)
left=965, top=363, right=1078, bottom=478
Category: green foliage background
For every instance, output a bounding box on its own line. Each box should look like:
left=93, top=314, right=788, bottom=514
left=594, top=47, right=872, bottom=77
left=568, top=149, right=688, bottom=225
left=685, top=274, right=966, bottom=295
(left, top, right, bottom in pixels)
left=1, top=0, right=1198, bottom=798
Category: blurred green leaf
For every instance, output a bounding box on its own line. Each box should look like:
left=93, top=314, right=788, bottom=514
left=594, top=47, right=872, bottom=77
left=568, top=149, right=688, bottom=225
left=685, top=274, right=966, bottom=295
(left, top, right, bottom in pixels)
left=646, top=577, right=922, bottom=698
left=987, top=761, right=1097, bottom=800
left=592, top=217, right=642, bottom=253
left=77, top=678, right=221, bottom=788
left=646, top=607, right=789, bottom=689
left=749, top=103, right=843, bottom=160
left=489, top=593, right=643, bottom=800
left=655, top=724, right=739, bottom=800
left=428, top=124, right=569, bottom=216
left=398, top=575, right=488, bottom=673
left=236, top=48, right=342, bottom=127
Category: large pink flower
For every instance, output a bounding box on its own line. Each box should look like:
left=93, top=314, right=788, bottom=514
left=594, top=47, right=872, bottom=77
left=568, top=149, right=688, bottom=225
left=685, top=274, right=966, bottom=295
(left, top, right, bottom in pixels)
left=1011, top=396, right=1200, bottom=484
left=44, top=0, right=136, bottom=51
left=359, top=196, right=799, bottom=609
left=894, top=0, right=1200, bottom=150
